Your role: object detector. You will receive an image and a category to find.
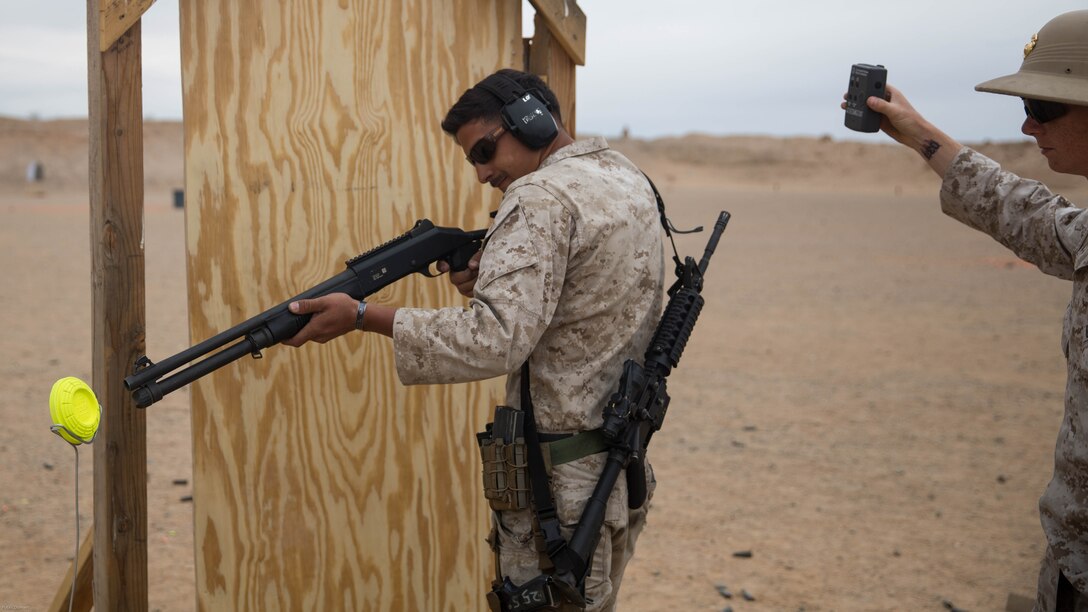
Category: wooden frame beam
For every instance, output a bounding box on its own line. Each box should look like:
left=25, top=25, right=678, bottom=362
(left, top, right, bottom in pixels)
left=98, top=0, right=158, bottom=52
left=527, top=0, right=586, bottom=65
left=88, top=0, right=149, bottom=608
left=48, top=527, right=94, bottom=612
left=527, top=11, right=578, bottom=136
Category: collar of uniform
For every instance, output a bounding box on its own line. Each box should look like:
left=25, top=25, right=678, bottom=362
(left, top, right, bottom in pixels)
left=537, top=136, right=610, bottom=170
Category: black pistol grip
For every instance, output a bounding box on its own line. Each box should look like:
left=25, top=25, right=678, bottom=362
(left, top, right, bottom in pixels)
left=445, top=240, right=482, bottom=272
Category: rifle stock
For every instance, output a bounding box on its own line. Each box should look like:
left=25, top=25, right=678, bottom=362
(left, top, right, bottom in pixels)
left=124, top=219, right=485, bottom=408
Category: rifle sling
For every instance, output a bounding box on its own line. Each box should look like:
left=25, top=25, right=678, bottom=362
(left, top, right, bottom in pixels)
left=519, top=361, right=571, bottom=565
left=513, top=172, right=686, bottom=579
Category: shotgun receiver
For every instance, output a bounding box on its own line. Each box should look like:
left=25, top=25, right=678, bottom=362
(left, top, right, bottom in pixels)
left=124, top=219, right=485, bottom=408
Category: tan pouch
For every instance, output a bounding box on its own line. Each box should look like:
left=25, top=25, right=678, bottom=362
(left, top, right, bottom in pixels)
left=477, top=406, right=530, bottom=512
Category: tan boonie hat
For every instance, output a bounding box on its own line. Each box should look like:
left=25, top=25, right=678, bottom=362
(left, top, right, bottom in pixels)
left=976, top=10, right=1088, bottom=105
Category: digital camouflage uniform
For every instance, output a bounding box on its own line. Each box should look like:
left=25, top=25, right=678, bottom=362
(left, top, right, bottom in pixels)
left=393, top=136, right=665, bottom=610
left=940, top=146, right=1088, bottom=611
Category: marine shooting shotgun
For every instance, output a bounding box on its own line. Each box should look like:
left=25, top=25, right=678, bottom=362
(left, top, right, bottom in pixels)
left=124, top=219, right=485, bottom=408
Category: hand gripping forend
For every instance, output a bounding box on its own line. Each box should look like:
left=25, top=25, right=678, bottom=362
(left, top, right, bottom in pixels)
left=124, top=219, right=485, bottom=408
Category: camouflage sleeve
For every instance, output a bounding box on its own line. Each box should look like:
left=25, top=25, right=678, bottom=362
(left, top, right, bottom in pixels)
left=940, top=146, right=1088, bottom=280
left=391, top=185, right=573, bottom=385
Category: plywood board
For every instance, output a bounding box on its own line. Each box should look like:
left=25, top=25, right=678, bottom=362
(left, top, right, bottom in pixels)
left=179, top=0, right=520, bottom=608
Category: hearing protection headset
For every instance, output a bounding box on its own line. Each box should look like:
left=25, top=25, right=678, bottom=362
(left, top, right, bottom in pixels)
left=476, top=73, right=559, bottom=150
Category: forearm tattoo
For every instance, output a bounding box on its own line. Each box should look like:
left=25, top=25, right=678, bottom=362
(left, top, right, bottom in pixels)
left=921, top=139, right=941, bottom=160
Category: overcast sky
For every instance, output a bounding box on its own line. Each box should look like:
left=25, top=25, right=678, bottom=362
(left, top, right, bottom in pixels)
left=1, top=0, right=1085, bottom=142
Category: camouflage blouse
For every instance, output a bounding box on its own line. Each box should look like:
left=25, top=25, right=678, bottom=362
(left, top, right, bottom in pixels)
left=941, top=146, right=1088, bottom=589
left=392, top=137, right=665, bottom=433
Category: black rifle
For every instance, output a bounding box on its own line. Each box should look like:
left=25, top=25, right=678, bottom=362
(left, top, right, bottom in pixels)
left=124, top=219, right=485, bottom=408
left=493, top=211, right=730, bottom=609
left=570, top=212, right=729, bottom=573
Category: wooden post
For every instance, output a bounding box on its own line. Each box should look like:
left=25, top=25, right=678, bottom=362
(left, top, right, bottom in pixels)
left=87, top=0, right=149, bottom=608
left=527, top=0, right=586, bottom=65
left=526, top=0, right=585, bottom=137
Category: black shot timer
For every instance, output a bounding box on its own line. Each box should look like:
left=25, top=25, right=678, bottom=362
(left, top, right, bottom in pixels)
left=845, top=63, right=887, bottom=133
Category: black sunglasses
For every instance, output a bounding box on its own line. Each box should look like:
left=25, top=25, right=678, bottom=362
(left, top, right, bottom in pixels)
left=466, top=125, right=507, bottom=166
left=1023, top=98, right=1069, bottom=124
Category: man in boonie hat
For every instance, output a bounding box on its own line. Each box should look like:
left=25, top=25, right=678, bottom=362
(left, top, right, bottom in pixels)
left=855, top=10, right=1088, bottom=611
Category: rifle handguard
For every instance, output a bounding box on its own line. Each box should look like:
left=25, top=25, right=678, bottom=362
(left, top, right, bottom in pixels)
left=646, top=286, right=704, bottom=376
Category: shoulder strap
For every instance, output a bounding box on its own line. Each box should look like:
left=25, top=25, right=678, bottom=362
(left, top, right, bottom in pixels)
left=516, top=175, right=693, bottom=574
left=518, top=361, right=570, bottom=563
left=641, top=171, right=702, bottom=272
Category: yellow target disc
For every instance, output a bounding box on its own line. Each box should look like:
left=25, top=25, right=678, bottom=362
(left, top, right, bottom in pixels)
left=49, top=377, right=101, bottom=445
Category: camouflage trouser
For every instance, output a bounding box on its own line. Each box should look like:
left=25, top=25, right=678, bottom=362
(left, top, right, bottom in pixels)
left=1034, top=546, right=1088, bottom=612
left=490, top=453, right=655, bottom=612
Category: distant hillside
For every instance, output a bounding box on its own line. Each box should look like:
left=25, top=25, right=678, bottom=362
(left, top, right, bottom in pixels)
left=612, top=133, right=1088, bottom=196
left=2, top=117, right=1084, bottom=200
left=0, top=116, right=183, bottom=193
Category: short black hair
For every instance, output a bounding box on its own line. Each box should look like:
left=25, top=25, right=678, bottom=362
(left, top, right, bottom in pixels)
left=441, top=68, right=562, bottom=136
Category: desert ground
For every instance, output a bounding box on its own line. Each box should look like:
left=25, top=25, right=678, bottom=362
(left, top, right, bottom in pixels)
left=2, top=117, right=1087, bottom=611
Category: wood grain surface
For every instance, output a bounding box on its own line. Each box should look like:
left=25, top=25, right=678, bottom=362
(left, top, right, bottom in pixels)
left=97, top=0, right=158, bottom=52
left=528, top=11, right=578, bottom=137
left=88, top=6, right=149, bottom=610
left=180, top=1, right=520, bottom=608
left=527, top=0, right=586, bottom=65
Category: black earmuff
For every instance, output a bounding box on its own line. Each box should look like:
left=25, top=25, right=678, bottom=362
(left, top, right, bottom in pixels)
left=477, top=74, right=559, bottom=150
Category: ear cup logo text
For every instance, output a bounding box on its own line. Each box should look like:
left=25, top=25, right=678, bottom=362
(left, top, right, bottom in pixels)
left=521, top=109, right=544, bottom=125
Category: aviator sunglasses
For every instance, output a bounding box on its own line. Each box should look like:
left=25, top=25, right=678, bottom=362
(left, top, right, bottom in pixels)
left=1023, top=98, right=1069, bottom=124
left=466, top=125, right=507, bottom=165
